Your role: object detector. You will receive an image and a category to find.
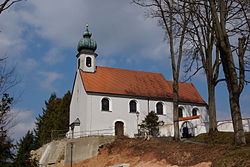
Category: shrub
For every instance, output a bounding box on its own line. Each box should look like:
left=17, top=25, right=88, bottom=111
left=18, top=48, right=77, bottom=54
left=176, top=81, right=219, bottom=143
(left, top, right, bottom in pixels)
left=139, top=111, right=163, bottom=137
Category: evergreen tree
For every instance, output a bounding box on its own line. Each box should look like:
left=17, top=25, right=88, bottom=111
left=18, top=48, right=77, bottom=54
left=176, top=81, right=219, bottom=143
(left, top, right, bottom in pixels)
left=35, top=91, right=71, bottom=147
left=139, top=111, right=163, bottom=137
left=0, top=93, right=14, bottom=167
left=14, top=131, right=37, bottom=167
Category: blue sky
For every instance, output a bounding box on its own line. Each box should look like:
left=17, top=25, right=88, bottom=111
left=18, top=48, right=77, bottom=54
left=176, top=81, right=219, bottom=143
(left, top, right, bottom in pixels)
left=0, top=0, right=249, bottom=141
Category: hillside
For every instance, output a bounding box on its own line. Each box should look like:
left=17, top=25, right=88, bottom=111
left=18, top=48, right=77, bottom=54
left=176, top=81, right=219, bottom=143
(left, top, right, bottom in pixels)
left=66, top=133, right=250, bottom=167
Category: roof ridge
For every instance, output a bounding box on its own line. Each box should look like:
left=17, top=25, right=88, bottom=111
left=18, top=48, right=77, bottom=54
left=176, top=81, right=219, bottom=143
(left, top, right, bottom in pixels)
left=96, top=66, right=163, bottom=75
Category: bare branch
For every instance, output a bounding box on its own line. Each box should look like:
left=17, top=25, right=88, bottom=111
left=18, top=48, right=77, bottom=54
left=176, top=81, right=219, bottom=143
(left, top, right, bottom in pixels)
left=0, top=58, right=20, bottom=96
left=0, top=0, right=23, bottom=14
left=183, top=66, right=204, bottom=82
left=214, top=78, right=226, bottom=86
left=2, top=0, right=22, bottom=11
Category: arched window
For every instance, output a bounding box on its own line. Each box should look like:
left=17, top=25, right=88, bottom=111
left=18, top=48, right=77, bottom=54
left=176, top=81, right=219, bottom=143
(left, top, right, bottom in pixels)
left=101, top=98, right=109, bottom=111
left=178, top=107, right=183, bottom=118
left=156, top=102, right=163, bottom=115
left=192, top=108, right=198, bottom=116
left=86, top=57, right=92, bottom=67
left=129, top=100, right=137, bottom=113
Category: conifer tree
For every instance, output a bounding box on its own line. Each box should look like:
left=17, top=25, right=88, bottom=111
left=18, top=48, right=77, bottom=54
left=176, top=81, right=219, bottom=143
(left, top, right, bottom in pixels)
left=35, top=91, right=71, bottom=147
left=0, top=93, right=14, bottom=167
left=14, top=131, right=37, bottom=167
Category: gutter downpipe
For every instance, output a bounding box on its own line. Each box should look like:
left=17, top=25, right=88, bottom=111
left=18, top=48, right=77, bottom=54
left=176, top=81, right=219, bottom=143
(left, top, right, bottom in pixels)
left=147, top=98, right=150, bottom=113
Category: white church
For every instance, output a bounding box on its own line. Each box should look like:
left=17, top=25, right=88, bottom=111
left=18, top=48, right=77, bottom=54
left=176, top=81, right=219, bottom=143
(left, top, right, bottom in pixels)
left=69, top=26, right=211, bottom=138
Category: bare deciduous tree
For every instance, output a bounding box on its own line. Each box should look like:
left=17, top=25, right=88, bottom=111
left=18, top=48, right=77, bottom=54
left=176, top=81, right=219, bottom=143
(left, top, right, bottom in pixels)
left=207, top=0, right=250, bottom=145
left=182, top=1, right=221, bottom=133
left=133, top=0, right=191, bottom=140
left=0, top=58, right=19, bottom=130
left=0, top=59, right=19, bottom=96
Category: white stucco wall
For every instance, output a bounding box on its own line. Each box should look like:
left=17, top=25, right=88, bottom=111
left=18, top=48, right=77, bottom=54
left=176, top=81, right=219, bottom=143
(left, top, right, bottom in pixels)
left=84, top=94, right=174, bottom=137
left=217, top=118, right=250, bottom=132
left=69, top=70, right=89, bottom=137
left=159, top=104, right=209, bottom=137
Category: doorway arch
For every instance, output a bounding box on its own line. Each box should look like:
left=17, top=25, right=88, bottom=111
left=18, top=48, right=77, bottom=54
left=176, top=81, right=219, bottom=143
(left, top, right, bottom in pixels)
left=180, top=121, right=194, bottom=138
left=115, top=121, right=124, bottom=136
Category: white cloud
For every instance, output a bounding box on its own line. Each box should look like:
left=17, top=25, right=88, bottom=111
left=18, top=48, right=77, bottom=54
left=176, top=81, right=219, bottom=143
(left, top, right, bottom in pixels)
left=20, top=0, right=88, bottom=48
left=19, top=0, right=167, bottom=61
left=97, top=57, right=116, bottom=67
left=38, top=71, right=63, bottom=91
left=9, top=108, right=35, bottom=141
left=43, top=48, right=64, bottom=65
left=21, top=58, right=38, bottom=71
left=138, top=42, right=167, bottom=60
left=0, top=10, right=26, bottom=63
left=0, top=0, right=172, bottom=81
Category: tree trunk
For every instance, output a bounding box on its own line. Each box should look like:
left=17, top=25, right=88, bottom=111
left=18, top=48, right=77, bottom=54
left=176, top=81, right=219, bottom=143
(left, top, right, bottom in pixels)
left=206, top=46, right=218, bottom=133
left=173, top=80, right=180, bottom=141
left=220, top=48, right=246, bottom=145
left=207, top=81, right=217, bottom=132
left=220, top=45, right=246, bottom=145
left=219, top=46, right=246, bottom=145
left=209, top=0, right=246, bottom=146
left=229, top=91, right=246, bottom=145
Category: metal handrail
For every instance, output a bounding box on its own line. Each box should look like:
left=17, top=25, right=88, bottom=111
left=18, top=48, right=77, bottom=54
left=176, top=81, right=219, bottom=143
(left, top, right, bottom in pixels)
left=50, top=128, right=114, bottom=140
left=67, top=128, right=114, bottom=138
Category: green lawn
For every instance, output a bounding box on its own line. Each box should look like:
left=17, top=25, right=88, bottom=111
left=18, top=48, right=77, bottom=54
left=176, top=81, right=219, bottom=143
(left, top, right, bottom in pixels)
left=191, top=131, right=250, bottom=145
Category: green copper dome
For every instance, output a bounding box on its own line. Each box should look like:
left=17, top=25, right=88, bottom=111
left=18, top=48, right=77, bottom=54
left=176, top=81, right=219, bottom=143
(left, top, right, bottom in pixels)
left=77, top=25, right=97, bottom=53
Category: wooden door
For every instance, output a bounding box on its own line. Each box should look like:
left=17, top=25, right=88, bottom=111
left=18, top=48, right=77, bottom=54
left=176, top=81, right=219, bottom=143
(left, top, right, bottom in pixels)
left=115, top=121, right=124, bottom=136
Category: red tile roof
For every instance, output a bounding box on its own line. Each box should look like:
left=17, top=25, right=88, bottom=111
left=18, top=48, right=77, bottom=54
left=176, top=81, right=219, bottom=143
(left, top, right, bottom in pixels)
left=80, top=66, right=206, bottom=105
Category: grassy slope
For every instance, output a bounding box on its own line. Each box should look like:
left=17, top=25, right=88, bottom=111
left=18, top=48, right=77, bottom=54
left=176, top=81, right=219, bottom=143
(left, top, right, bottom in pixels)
left=191, top=132, right=250, bottom=167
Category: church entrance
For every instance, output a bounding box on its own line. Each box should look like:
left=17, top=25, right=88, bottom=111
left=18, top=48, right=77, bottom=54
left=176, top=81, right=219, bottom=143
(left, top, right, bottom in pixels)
left=115, top=121, right=124, bottom=136
left=181, top=121, right=194, bottom=138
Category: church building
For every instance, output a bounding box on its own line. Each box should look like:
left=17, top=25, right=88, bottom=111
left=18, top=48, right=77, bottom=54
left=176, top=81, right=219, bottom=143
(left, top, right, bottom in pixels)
left=69, top=26, right=209, bottom=138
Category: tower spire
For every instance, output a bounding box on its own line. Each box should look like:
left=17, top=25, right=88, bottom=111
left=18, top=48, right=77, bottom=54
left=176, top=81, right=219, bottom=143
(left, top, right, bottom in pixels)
left=76, top=25, right=98, bottom=73
left=77, top=25, right=97, bottom=53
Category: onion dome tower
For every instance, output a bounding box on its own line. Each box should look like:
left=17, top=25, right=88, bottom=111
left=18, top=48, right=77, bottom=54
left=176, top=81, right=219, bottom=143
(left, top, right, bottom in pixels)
left=77, top=24, right=98, bottom=73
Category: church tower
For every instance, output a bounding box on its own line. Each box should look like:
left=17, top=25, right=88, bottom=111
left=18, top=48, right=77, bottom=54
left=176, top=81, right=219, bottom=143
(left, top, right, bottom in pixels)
left=76, top=25, right=97, bottom=73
